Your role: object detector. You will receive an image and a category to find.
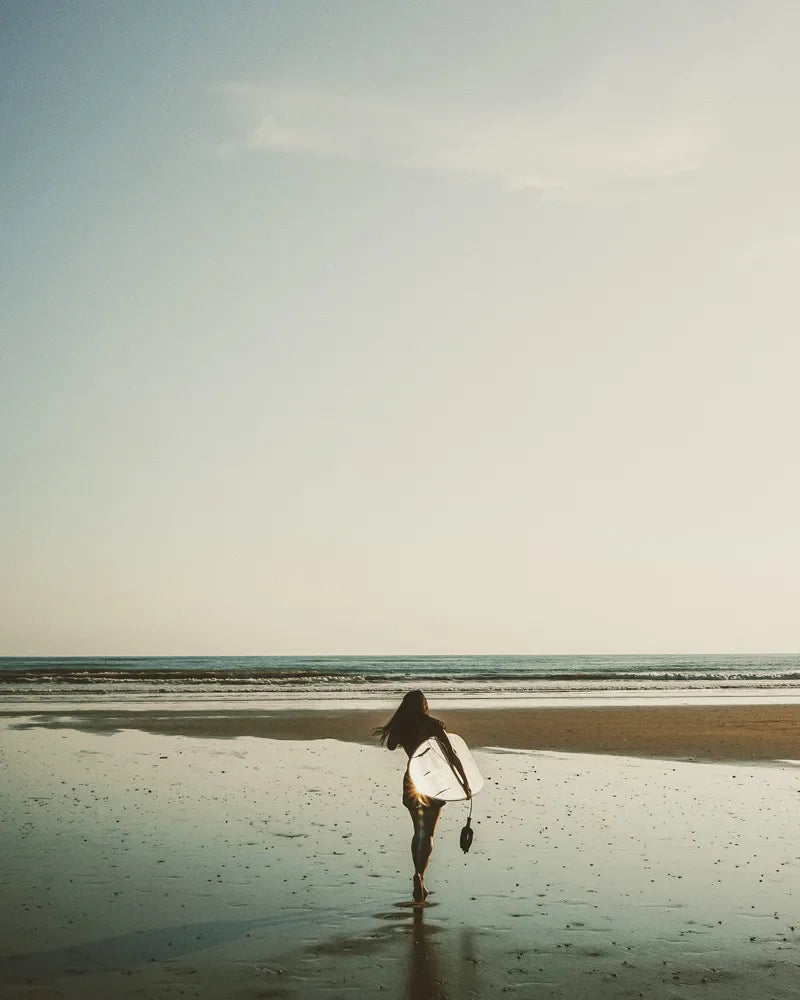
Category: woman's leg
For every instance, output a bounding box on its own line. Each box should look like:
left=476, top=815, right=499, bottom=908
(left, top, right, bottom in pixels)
left=411, top=804, right=441, bottom=875
left=408, top=802, right=442, bottom=899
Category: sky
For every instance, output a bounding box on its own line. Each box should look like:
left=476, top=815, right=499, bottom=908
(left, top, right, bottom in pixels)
left=2, top=1, right=799, bottom=656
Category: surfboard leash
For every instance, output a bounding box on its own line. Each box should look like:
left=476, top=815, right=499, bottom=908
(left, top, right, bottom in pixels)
left=459, top=797, right=474, bottom=854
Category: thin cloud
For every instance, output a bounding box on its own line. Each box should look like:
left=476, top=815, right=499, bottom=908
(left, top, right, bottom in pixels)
left=217, top=81, right=708, bottom=197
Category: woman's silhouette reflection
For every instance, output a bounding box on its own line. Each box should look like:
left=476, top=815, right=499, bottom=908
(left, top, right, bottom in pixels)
left=408, top=907, right=441, bottom=1000
left=406, top=912, right=481, bottom=1000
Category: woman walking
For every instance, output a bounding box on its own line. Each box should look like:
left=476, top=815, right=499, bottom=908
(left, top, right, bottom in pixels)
left=376, top=690, right=470, bottom=902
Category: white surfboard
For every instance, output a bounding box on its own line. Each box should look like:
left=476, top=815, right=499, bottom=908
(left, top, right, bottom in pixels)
left=408, top=733, right=484, bottom=802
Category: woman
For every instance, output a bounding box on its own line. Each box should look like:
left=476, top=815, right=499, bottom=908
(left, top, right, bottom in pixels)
left=376, top=690, right=470, bottom=902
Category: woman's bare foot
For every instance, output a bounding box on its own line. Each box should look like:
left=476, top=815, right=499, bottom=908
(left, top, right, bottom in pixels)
left=413, top=874, right=428, bottom=902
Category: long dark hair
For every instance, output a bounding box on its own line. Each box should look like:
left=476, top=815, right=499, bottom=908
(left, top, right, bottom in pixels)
left=375, top=689, right=433, bottom=747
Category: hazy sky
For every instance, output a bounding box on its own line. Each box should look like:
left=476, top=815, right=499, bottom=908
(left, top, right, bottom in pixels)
left=2, top=1, right=798, bottom=655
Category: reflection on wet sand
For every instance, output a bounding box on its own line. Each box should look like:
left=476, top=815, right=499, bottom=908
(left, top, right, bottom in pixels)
left=408, top=908, right=439, bottom=1000
left=0, top=916, right=274, bottom=986
left=407, top=908, right=482, bottom=1000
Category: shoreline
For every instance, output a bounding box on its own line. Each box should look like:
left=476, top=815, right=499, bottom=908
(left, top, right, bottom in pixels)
left=6, top=701, right=800, bottom=762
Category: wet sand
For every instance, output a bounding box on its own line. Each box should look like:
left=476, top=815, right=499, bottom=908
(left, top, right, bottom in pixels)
left=2, top=707, right=800, bottom=998
left=6, top=702, right=800, bottom=761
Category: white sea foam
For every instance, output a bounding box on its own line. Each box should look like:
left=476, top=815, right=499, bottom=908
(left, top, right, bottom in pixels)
left=2, top=653, right=799, bottom=705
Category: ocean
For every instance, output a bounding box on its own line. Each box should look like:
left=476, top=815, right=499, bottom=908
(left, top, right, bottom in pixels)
left=1, top=654, right=799, bottom=704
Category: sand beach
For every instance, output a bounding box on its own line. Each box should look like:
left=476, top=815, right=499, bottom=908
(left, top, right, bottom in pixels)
left=2, top=703, right=800, bottom=998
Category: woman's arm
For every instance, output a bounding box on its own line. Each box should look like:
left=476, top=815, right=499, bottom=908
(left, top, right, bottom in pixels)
left=435, top=727, right=471, bottom=798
